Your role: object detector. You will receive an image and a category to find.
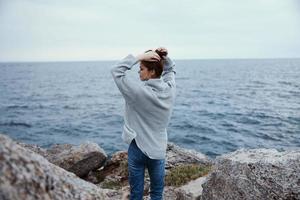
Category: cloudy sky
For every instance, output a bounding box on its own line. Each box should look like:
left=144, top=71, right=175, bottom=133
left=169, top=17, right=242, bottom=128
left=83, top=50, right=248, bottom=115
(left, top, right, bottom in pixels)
left=0, top=0, right=299, bottom=61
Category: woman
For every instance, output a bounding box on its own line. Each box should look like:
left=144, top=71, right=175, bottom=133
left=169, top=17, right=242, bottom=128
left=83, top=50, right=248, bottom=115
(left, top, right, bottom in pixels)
left=110, top=47, right=176, bottom=200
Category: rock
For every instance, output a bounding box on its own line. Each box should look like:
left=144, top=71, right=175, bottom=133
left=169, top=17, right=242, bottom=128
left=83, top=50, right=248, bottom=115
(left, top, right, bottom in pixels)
left=166, top=143, right=211, bottom=170
left=85, top=169, right=103, bottom=184
left=175, top=176, right=208, bottom=200
left=142, top=186, right=178, bottom=200
left=163, top=186, right=179, bottom=200
left=67, top=151, right=106, bottom=178
left=94, top=151, right=137, bottom=195
left=0, top=133, right=107, bottom=200
left=102, top=188, right=124, bottom=200
left=18, top=141, right=107, bottom=178
left=201, top=148, right=300, bottom=200
left=16, top=139, right=212, bottom=199
left=16, top=142, right=48, bottom=157
left=96, top=151, right=129, bottom=185
left=101, top=151, right=128, bottom=179
left=45, top=142, right=107, bottom=178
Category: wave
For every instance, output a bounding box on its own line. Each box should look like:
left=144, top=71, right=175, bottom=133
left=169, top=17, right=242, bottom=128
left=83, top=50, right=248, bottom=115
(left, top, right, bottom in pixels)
left=278, top=81, right=293, bottom=86
left=257, top=132, right=282, bottom=141
left=173, top=121, right=217, bottom=134
left=0, top=121, right=32, bottom=128
left=236, top=116, right=261, bottom=125
left=6, top=105, right=29, bottom=109
left=185, top=134, right=211, bottom=141
left=63, top=105, right=78, bottom=110
left=5, top=104, right=46, bottom=110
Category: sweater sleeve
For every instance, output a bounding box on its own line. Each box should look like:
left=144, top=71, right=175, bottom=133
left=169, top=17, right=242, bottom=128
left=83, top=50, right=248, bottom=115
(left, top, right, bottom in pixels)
left=110, top=54, right=140, bottom=104
left=162, top=56, right=176, bottom=88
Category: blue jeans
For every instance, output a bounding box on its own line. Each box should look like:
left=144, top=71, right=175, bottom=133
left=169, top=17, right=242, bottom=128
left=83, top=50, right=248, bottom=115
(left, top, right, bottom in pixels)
left=128, top=139, right=165, bottom=200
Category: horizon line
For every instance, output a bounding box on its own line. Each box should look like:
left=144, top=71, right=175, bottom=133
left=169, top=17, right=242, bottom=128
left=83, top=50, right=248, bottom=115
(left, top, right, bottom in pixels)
left=0, top=56, right=300, bottom=63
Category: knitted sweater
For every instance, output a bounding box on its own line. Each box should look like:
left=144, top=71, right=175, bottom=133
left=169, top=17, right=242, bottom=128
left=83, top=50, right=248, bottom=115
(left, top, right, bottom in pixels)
left=110, top=54, right=176, bottom=159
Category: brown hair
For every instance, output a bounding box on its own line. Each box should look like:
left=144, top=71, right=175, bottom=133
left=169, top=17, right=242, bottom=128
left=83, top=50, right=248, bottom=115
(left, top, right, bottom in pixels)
left=141, top=49, right=168, bottom=78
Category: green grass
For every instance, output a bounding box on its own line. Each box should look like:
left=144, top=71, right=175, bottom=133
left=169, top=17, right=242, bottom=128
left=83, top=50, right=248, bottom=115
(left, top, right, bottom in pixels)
left=165, top=164, right=211, bottom=187
left=119, top=160, right=129, bottom=177
left=99, top=160, right=129, bottom=190
left=101, top=179, right=122, bottom=190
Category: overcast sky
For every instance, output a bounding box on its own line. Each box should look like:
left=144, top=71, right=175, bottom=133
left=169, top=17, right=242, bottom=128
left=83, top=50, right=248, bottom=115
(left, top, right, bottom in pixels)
left=0, top=0, right=299, bottom=61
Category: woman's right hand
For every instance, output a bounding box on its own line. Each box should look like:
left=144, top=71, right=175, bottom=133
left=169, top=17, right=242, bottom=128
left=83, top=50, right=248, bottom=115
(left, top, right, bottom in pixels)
left=136, top=51, right=161, bottom=62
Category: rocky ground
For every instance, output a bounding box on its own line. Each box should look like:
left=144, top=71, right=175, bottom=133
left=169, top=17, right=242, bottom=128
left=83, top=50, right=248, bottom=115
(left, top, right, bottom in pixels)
left=1, top=133, right=299, bottom=200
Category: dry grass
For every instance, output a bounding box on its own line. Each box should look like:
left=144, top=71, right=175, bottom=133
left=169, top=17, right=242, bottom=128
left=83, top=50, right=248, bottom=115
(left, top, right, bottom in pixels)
left=165, top=164, right=211, bottom=187
left=101, top=179, right=123, bottom=190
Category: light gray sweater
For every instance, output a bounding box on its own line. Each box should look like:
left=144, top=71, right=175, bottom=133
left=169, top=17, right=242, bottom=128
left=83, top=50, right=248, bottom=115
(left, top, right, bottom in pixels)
left=110, top=54, right=176, bottom=159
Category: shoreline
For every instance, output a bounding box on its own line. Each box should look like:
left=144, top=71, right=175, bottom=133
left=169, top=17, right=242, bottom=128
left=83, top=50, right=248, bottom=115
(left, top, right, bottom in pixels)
left=1, top=132, right=299, bottom=199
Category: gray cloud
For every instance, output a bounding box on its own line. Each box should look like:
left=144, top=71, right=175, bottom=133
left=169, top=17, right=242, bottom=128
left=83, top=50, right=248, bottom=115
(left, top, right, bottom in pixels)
left=0, top=0, right=299, bottom=61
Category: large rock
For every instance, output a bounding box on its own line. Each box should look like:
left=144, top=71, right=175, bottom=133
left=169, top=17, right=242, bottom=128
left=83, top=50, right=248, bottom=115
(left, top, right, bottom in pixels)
left=166, top=143, right=211, bottom=170
left=18, top=141, right=107, bottom=178
left=201, top=148, right=300, bottom=200
left=175, top=176, right=208, bottom=200
left=0, top=133, right=107, bottom=200
left=17, top=142, right=48, bottom=157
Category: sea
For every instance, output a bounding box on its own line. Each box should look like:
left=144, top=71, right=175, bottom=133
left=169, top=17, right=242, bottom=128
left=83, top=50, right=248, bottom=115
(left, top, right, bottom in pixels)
left=0, top=58, right=299, bottom=158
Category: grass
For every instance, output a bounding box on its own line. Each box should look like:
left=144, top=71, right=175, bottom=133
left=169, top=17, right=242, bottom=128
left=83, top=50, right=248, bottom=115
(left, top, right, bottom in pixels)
left=165, top=164, right=211, bottom=187
left=99, top=160, right=129, bottom=190
left=100, top=161, right=211, bottom=189
left=119, top=160, right=129, bottom=177
left=101, top=179, right=122, bottom=190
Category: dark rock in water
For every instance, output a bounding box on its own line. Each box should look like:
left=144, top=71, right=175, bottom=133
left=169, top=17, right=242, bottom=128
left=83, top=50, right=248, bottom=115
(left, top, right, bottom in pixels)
left=0, top=133, right=106, bottom=200
left=18, top=141, right=107, bottom=178
left=201, top=149, right=300, bottom=200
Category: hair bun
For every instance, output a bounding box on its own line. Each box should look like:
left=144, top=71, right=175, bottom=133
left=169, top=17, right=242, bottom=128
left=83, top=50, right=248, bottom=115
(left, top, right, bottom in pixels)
left=155, top=49, right=168, bottom=59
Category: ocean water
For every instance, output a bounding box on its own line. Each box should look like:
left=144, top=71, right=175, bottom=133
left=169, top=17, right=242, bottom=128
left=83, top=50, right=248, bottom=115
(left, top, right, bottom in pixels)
left=0, top=58, right=299, bottom=158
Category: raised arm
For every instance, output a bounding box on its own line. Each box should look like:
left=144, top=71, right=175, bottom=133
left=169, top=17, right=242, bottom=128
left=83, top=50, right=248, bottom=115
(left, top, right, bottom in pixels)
left=110, top=54, right=140, bottom=105
left=162, top=56, right=176, bottom=88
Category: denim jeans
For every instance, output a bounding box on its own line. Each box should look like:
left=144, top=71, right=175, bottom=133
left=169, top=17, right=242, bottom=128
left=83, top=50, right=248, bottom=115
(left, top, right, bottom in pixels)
left=128, top=139, right=165, bottom=200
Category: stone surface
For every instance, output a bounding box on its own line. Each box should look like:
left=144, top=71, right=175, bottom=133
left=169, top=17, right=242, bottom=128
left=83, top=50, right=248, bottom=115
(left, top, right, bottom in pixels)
left=164, top=186, right=179, bottom=200
left=16, top=142, right=48, bottom=157
left=96, top=151, right=129, bottom=185
left=166, top=143, right=211, bottom=170
left=175, top=176, right=208, bottom=200
left=142, top=186, right=178, bottom=200
left=101, top=151, right=128, bottom=179
left=201, top=148, right=300, bottom=200
left=14, top=135, right=299, bottom=200
left=0, top=133, right=107, bottom=200
left=18, top=140, right=107, bottom=178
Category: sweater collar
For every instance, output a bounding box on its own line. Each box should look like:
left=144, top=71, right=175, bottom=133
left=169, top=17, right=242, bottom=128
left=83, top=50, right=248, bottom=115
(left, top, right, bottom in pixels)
left=144, top=78, right=165, bottom=91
